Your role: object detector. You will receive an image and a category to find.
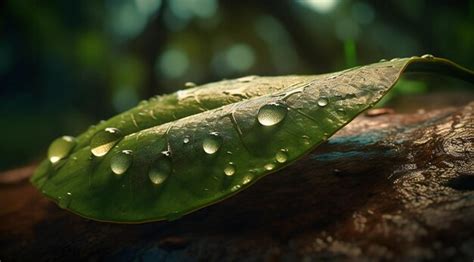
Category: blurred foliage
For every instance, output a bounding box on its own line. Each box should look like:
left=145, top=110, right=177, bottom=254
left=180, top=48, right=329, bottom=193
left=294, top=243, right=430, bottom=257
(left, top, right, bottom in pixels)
left=375, top=78, right=427, bottom=107
left=0, top=0, right=473, bottom=170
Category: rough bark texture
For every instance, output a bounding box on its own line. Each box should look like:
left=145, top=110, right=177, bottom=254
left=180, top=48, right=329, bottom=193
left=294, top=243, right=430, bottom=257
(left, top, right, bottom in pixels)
left=0, top=101, right=473, bottom=262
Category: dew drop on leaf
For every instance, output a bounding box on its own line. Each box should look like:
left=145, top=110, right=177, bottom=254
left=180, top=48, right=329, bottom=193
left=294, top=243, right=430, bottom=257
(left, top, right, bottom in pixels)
left=231, top=185, right=241, bottom=192
left=90, top=128, right=123, bottom=157
left=48, top=136, right=76, bottom=164
left=317, top=97, right=328, bottom=107
left=224, top=162, right=235, bottom=176
left=264, top=163, right=275, bottom=171
left=257, top=102, right=288, bottom=126
left=183, top=136, right=190, bottom=144
left=202, top=132, right=222, bottom=154
left=148, top=151, right=172, bottom=185
left=301, top=135, right=311, bottom=145
left=110, top=150, right=133, bottom=175
left=275, top=149, right=288, bottom=163
left=242, top=176, right=252, bottom=184
left=421, top=54, right=434, bottom=59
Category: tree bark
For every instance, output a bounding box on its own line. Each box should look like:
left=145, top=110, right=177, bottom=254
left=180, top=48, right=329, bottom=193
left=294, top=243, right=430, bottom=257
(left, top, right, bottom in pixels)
left=0, top=101, right=473, bottom=261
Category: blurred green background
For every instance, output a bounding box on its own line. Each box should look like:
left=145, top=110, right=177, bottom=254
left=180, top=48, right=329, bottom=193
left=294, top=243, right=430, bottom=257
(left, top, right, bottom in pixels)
left=0, top=0, right=473, bottom=170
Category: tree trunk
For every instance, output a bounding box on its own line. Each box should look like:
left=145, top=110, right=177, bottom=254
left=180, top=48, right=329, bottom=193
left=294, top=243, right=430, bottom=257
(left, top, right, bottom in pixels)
left=1, top=101, right=473, bottom=261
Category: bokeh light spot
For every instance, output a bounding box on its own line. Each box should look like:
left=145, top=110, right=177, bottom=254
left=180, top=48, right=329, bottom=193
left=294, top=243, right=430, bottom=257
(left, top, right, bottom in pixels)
left=297, top=0, right=339, bottom=14
left=157, top=49, right=190, bottom=78
left=112, top=87, right=139, bottom=112
left=225, top=43, right=255, bottom=72
left=135, top=0, right=162, bottom=16
left=352, top=2, right=375, bottom=25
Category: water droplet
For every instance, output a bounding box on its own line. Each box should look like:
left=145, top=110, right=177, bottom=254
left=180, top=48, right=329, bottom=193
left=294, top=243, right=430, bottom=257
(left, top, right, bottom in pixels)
left=257, top=102, right=288, bottom=126
left=224, top=162, right=235, bottom=176
left=148, top=151, right=172, bottom=185
left=183, top=136, right=190, bottom=144
left=390, top=58, right=400, bottom=62
left=58, top=192, right=72, bottom=209
left=48, top=136, right=76, bottom=164
left=202, top=132, right=222, bottom=154
left=110, top=150, right=133, bottom=175
left=264, top=163, right=275, bottom=171
left=184, top=82, right=196, bottom=88
left=379, top=59, right=387, bottom=62
left=317, top=97, right=328, bottom=107
left=275, top=149, right=288, bottom=163
left=421, top=54, right=434, bottom=59
left=302, top=135, right=311, bottom=145
left=242, top=176, right=252, bottom=184
left=231, top=184, right=241, bottom=192
left=90, top=128, right=123, bottom=157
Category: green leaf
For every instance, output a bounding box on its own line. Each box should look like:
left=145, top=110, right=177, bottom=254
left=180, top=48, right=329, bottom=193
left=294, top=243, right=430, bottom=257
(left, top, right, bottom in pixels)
left=31, top=56, right=474, bottom=223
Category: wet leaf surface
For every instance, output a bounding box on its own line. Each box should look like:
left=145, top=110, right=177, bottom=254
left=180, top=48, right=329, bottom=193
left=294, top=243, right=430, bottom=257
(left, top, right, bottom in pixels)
left=30, top=56, right=473, bottom=222
left=1, top=101, right=473, bottom=261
